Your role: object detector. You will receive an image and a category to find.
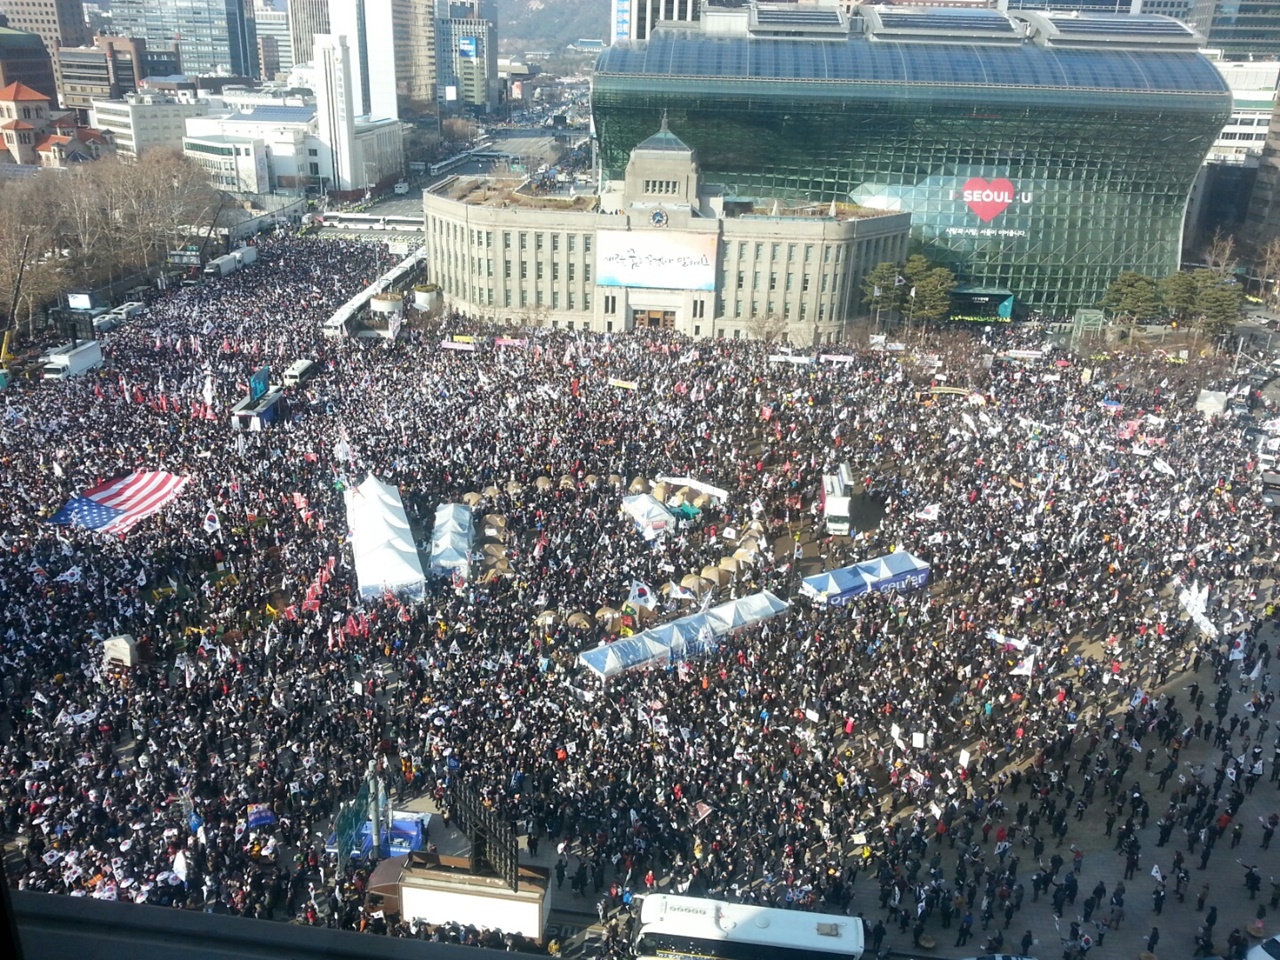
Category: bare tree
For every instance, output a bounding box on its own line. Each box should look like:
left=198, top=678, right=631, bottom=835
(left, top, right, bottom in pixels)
left=1257, top=236, right=1280, bottom=308
left=1203, top=227, right=1238, bottom=279
left=745, top=311, right=791, bottom=343
left=0, top=150, right=216, bottom=323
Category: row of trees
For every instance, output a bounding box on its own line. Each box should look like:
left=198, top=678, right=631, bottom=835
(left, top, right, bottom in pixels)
left=1100, top=268, right=1244, bottom=336
left=862, top=255, right=958, bottom=324
left=0, top=149, right=218, bottom=334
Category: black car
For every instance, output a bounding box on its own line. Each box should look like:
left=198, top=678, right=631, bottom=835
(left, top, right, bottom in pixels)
left=1261, top=471, right=1280, bottom=508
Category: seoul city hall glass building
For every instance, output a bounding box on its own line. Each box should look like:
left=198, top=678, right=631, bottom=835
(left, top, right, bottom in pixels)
left=592, top=5, right=1232, bottom=315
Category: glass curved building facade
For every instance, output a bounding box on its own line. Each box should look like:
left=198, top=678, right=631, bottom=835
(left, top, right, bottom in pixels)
left=592, top=7, right=1232, bottom=314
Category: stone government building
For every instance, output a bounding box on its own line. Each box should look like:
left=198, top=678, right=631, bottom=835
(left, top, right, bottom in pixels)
left=423, top=121, right=910, bottom=345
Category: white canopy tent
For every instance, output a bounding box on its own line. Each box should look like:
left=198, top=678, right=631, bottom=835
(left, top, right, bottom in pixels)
left=343, top=475, right=426, bottom=600
left=621, top=494, right=676, bottom=540
left=429, top=503, right=475, bottom=579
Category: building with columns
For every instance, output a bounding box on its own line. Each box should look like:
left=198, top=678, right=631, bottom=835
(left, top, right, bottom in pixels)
left=423, top=121, right=909, bottom=343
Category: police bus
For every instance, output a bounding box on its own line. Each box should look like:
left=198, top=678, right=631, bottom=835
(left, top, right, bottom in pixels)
left=632, top=894, right=865, bottom=960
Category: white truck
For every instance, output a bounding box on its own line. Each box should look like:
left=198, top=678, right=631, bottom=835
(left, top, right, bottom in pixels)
left=231, top=245, right=258, bottom=267
left=820, top=473, right=851, bottom=537
left=203, top=254, right=239, bottom=278
left=42, top=340, right=104, bottom=380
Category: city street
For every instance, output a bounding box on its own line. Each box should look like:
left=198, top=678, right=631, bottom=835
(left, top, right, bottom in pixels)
left=397, top=615, right=1280, bottom=960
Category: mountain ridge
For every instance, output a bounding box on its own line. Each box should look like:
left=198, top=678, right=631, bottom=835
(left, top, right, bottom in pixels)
left=497, top=0, right=610, bottom=52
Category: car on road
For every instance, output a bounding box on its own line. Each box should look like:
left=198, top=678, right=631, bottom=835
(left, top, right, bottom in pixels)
left=1249, top=935, right=1280, bottom=960
left=1263, top=472, right=1280, bottom=509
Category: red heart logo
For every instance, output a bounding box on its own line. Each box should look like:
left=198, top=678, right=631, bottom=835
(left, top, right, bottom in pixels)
left=962, top=177, right=1015, bottom=223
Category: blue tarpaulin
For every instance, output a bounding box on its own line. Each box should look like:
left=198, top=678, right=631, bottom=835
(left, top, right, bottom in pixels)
left=325, top=816, right=427, bottom=860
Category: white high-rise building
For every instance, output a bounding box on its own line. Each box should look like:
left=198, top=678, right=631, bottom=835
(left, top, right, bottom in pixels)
left=313, top=30, right=402, bottom=193
left=313, top=33, right=357, bottom=191
left=610, top=0, right=701, bottom=43
left=328, top=0, right=398, bottom=120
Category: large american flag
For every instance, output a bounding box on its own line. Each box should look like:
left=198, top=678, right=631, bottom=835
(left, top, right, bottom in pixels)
left=49, top=471, right=190, bottom=535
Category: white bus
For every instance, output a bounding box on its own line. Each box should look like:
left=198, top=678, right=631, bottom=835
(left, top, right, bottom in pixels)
left=282, top=358, right=316, bottom=387
left=632, top=894, right=864, bottom=960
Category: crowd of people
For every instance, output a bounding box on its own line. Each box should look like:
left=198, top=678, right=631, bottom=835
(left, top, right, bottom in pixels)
left=0, top=233, right=1277, bottom=960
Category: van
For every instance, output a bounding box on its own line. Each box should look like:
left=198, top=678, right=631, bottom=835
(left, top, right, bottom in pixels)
left=1261, top=435, right=1280, bottom=470
left=393, top=180, right=410, bottom=195
left=283, top=358, right=316, bottom=388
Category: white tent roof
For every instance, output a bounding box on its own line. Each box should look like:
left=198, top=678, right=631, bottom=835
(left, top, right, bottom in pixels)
left=429, top=503, right=475, bottom=576
left=343, top=475, right=425, bottom=600
left=622, top=494, right=676, bottom=530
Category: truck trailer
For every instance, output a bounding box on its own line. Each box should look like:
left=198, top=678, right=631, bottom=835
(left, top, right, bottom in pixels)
left=42, top=340, right=104, bottom=380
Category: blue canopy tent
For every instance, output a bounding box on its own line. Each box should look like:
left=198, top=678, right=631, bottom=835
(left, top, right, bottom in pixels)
left=579, top=591, right=789, bottom=679
left=801, top=551, right=930, bottom=605
left=325, top=816, right=427, bottom=860
left=873, top=551, right=931, bottom=592
left=799, top=567, right=872, bottom=605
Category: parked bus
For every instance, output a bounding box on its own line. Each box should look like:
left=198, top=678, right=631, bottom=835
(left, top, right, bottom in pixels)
left=428, top=154, right=470, bottom=177
left=632, top=894, right=864, bottom=960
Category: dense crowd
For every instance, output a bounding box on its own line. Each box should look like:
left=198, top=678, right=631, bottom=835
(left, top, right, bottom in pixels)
left=0, top=234, right=1277, bottom=960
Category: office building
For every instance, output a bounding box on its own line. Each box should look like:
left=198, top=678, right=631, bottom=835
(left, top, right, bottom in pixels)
left=330, top=0, right=398, bottom=120
left=391, top=0, right=435, bottom=116
left=254, top=5, right=293, bottom=76
left=312, top=32, right=403, bottom=193
left=436, top=3, right=498, bottom=113
left=1184, top=59, right=1279, bottom=255
left=0, top=26, right=57, bottom=101
left=91, top=91, right=208, bottom=156
left=314, top=32, right=357, bottom=190
left=111, top=0, right=259, bottom=78
left=424, top=121, right=910, bottom=342
left=289, top=0, right=330, bottom=67
left=183, top=133, right=270, bottom=191
left=611, top=0, right=700, bottom=44
left=0, top=0, right=88, bottom=54
left=185, top=102, right=320, bottom=190
left=592, top=4, right=1232, bottom=315
left=1186, top=0, right=1280, bottom=59
left=54, top=35, right=178, bottom=117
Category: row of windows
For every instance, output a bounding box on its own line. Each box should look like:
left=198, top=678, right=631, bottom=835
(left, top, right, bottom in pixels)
left=644, top=179, right=679, bottom=195
left=431, top=218, right=596, bottom=256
